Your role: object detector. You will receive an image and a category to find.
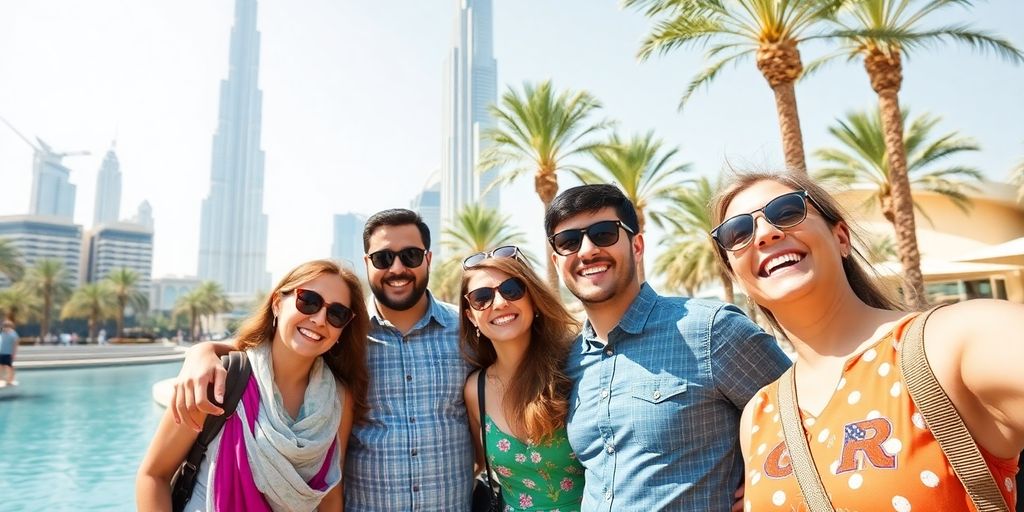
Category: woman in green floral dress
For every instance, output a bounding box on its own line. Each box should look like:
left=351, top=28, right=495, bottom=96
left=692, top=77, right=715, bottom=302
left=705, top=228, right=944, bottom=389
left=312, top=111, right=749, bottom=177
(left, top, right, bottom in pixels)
left=460, top=247, right=585, bottom=511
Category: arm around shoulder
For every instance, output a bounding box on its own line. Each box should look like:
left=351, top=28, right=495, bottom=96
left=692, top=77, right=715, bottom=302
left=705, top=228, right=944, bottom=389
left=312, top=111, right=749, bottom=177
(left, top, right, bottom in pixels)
left=464, top=370, right=485, bottom=472
left=709, top=303, right=791, bottom=408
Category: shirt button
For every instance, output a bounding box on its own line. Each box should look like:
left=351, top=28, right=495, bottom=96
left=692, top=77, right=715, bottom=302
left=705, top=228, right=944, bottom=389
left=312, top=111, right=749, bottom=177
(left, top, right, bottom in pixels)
left=406, top=374, right=412, bottom=382
left=605, top=491, right=612, bottom=501
left=600, top=389, right=609, bottom=399
left=411, top=449, right=418, bottom=456
left=605, top=349, right=613, bottom=356
left=413, top=484, right=420, bottom=492
left=409, top=417, right=416, bottom=423
left=653, top=390, right=662, bottom=400
left=606, top=443, right=615, bottom=454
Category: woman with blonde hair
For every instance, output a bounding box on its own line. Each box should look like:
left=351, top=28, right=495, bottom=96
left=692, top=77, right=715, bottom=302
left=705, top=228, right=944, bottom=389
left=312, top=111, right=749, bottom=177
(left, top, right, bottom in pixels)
left=137, top=259, right=370, bottom=511
left=710, top=171, right=1022, bottom=511
left=460, top=246, right=585, bottom=511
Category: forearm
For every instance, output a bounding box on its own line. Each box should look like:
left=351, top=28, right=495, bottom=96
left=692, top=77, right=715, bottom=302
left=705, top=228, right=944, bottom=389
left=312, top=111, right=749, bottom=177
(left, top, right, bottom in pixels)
left=135, top=475, right=173, bottom=512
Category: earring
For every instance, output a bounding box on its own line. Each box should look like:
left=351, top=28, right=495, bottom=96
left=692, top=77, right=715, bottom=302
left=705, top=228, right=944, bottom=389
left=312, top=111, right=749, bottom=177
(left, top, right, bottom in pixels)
left=272, top=315, right=278, bottom=328
left=475, top=327, right=481, bottom=339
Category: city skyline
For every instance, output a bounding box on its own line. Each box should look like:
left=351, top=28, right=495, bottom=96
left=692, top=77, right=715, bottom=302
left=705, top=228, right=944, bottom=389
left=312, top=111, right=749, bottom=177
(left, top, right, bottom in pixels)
left=0, top=1, right=1021, bottom=284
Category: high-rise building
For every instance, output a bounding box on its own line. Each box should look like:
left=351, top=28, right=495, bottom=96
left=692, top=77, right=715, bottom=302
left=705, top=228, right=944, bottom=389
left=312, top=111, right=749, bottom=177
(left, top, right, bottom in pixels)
left=149, top=276, right=201, bottom=313
left=93, top=142, right=122, bottom=226
left=197, top=0, right=270, bottom=295
left=332, top=213, right=367, bottom=270
left=130, top=200, right=154, bottom=231
left=441, top=0, right=499, bottom=242
left=29, top=153, right=77, bottom=220
left=410, top=171, right=442, bottom=256
left=81, top=222, right=153, bottom=294
left=0, top=215, right=81, bottom=287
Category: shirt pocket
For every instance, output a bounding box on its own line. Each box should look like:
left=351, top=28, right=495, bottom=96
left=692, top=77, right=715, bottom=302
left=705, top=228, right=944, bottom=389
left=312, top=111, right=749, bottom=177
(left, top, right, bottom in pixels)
left=629, top=377, right=689, bottom=453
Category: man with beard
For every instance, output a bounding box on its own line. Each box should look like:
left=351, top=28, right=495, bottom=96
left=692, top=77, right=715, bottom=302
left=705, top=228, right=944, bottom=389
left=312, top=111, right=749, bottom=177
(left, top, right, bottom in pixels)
left=544, top=184, right=790, bottom=511
left=169, top=209, right=473, bottom=511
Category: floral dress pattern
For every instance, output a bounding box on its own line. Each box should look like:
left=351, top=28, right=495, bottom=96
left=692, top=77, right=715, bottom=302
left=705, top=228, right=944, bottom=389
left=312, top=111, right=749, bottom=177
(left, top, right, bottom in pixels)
left=485, top=415, right=584, bottom=511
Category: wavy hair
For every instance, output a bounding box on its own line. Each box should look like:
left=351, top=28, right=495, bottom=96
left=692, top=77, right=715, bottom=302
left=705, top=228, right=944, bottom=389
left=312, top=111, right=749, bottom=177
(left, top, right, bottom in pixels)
left=459, top=256, right=580, bottom=443
left=234, top=259, right=371, bottom=424
left=710, top=170, right=904, bottom=332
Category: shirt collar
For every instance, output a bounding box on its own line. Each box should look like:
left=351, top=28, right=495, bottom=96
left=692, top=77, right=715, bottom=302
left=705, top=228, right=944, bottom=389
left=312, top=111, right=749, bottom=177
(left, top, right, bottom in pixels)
left=581, top=282, right=658, bottom=346
left=369, top=290, right=452, bottom=330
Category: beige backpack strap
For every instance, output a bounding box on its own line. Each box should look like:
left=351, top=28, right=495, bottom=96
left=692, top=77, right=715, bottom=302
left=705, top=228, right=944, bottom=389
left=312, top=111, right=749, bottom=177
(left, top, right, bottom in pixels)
left=777, top=367, right=836, bottom=512
left=899, top=306, right=1009, bottom=512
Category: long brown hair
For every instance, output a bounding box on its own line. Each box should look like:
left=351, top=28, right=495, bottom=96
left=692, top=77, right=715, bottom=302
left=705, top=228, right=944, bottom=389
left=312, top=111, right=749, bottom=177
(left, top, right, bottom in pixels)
left=234, top=259, right=371, bottom=424
left=459, top=256, right=580, bottom=443
left=710, top=171, right=904, bottom=332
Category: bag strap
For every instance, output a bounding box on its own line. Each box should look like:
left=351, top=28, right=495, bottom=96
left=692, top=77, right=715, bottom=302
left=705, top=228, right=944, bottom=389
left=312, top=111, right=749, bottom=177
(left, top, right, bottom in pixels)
left=777, top=366, right=836, bottom=512
left=171, top=350, right=252, bottom=511
left=477, top=367, right=497, bottom=492
left=899, top=306, right=1009, bottom=512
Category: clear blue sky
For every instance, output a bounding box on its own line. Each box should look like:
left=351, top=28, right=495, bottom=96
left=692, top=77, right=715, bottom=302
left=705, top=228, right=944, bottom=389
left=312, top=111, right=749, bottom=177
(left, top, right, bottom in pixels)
left=1, top=0, right=1021, bottom=282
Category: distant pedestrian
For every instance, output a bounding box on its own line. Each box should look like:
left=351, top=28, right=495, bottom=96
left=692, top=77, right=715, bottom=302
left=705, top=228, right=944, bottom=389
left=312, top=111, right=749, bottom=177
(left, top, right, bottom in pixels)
left=59, top=332, right=71, bottom=346
left=97, top=328, right=107, bottom=345
left=0, top=320, right=19, bottom=386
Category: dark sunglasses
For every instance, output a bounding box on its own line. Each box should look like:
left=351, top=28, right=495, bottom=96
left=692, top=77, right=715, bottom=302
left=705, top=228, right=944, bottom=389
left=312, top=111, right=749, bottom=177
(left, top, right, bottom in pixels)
left=463, top=245, right=522, bottom=269
left=711, top=190, right=821, bottom=252
left=548, top=220, right=635, bottom=256
left=464, top=277, right=527, bottom=311
left=293, top=288, right=355, bottom=329
left=368, top=247, right=426, bottom=270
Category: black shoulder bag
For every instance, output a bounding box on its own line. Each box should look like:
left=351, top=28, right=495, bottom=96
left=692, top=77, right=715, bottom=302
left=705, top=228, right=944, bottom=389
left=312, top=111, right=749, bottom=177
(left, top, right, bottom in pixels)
left=169, top=351, right=251, bottom=512
left=471, top=367, right=504, bottom=512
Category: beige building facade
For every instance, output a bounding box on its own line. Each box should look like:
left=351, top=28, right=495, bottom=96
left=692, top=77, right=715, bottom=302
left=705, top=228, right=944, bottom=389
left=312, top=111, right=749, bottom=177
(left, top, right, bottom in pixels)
left=833, top=181, right=1024, bottom=304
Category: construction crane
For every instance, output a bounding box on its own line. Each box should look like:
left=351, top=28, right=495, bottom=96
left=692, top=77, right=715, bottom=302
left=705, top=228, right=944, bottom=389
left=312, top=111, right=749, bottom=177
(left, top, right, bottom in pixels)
left=0, top=116, right=91, bottom=166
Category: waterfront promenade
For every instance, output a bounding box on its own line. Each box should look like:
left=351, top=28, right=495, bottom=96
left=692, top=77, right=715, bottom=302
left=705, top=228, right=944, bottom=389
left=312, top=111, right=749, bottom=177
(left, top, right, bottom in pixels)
left=13, top=341, right=187, bottom=370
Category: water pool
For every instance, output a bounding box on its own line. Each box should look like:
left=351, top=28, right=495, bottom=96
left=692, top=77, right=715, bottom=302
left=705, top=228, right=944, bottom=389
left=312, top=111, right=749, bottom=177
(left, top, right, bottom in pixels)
left=0, top=362, right=180, bottom=511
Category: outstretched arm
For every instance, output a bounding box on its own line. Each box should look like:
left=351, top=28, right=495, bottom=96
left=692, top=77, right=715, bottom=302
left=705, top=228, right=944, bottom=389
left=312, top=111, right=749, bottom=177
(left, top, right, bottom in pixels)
left=170, top=341, right=233, bottom=431
left=136, top=391, right=205, bottom=510
left=927, top=299, right=1024, bottom=458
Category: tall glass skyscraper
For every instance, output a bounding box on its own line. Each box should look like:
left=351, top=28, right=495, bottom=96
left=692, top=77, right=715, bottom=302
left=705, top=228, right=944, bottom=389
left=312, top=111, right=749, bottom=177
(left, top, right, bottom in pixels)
left=93, top=142, right=121, bottom=226
left=197, top=0, right=270, bottom=295
left=29, top=151, right=77, bottom=220
left=441, top=0, right=499, bottom=239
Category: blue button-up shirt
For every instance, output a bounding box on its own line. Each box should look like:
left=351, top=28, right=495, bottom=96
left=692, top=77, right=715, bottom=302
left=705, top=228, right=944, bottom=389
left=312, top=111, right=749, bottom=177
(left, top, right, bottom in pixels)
left=344, top=292, right=474, bottom=511
left=565, top=284, right=791, bottom=511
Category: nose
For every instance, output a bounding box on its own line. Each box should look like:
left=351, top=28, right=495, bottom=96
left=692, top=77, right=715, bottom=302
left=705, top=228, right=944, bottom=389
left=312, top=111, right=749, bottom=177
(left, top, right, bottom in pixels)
left=388, top=256, right=407, bottom=273
left=577, top=232, right=601, bottom=260
left=752, top=212, right=784, bottom=248
left=307, top=304, right=328, bottom=326
left=491, top=291, right=509, bottom=310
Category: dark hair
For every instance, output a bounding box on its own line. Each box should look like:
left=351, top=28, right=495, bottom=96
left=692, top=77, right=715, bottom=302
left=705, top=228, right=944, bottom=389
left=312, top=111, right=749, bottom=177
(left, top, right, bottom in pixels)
left=362, top=208, right=431, bottom=252
left=459, top=256, right=580, bottom=443
left=710, top=170, right=904, bottom=332
left=235, top=259, right=371, bottom=424
left=544, top=184, right=640, bottom=237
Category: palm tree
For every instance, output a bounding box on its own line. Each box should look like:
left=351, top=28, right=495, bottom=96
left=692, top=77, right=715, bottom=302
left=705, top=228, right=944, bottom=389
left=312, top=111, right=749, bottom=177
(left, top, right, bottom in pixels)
left=815, top=108, right=983, bottom=228
left=571, top=131, right=692, bottom=281
left=480, top=80, right=611, bottom=286
left=104, top=267, right=149, bottom=340
left=0, top=238, right=24, bottom=282
left=25, top=259, right=72, bottom=342
left=860, top=232, right=898, bottom=264
left=820, top=0, right=1023, bottom=308
left=61, top=283, right=116, bottom=342
left=626, top=0, right=841, bottom=173
left=195, top=281, right=232, bottom=338
left=174, top=289, right=206, bottom=342
left=0, top=284, right=41, bottom=325
left=430, top=204, right=531, bottom=303
left=654, top=176, right=734, bottom=303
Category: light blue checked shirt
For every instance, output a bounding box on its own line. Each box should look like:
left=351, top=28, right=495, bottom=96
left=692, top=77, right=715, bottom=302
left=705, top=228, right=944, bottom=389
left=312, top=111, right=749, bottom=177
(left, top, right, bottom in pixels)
left=565, top=284, right=791, bottom=511
left=344, top=292, right=474, bottom=512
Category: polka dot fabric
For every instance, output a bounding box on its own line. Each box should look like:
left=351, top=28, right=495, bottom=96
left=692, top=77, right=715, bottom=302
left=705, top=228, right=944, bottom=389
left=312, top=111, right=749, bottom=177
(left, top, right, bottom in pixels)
left=743, top=316, right=1019, bottom=511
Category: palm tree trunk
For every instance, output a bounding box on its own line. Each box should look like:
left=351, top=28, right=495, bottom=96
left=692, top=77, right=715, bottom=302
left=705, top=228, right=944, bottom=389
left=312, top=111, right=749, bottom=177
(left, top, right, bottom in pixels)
left=117, top=298, right=126, bottom=339
left=41, top=288, right=52, bottom=344
left=88, top=316, right=97, bottom=343
left=867, top=49, right=928, bottom=309
left=635, top=212, right=647, bottom=284
left=757, top=40, right=807, bottom=174
left=536, top=167, right=560, bottom=288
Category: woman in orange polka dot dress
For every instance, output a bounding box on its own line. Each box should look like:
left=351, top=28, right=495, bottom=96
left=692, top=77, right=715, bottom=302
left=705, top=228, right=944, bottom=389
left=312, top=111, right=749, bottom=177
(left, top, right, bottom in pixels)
left=709, top=171, right=1023, bottom=511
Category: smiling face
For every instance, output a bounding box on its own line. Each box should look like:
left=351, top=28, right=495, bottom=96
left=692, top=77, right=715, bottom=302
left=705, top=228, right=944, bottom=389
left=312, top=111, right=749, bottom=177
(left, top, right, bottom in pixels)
left=364, top=223, right=431, bottom=312
left=464, top=267, right=534, bottom=346
left=550, top=207, right=642, bottom=305
left=272, top=272, right=352, bottom=360
left=721, top=179, right=851, bottom=307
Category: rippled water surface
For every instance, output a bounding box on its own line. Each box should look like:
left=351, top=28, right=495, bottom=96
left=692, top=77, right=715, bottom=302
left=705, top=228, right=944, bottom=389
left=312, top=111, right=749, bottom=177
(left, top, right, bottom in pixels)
left=0, top=362, right=179, bottom=511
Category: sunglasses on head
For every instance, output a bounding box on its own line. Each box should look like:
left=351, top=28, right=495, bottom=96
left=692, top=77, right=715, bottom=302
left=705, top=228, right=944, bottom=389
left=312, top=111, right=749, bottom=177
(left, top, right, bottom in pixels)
left=548, top=220, right=635, bottom=256
left=464, top=277, right=527, bottom=311
left=292, top=288, right=355, bottom=329
left=711, top=190, right=821, bottom=252
left=463, top=245, right=522, bottom=269
left=368, top=247, right=426, bottom=270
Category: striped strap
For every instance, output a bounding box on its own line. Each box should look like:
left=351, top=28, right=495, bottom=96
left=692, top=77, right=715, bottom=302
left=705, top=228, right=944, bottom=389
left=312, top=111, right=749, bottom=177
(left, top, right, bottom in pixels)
left=900, top=306, right=1009, bottom=512
left=777, top=366, right=836, bottom=512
